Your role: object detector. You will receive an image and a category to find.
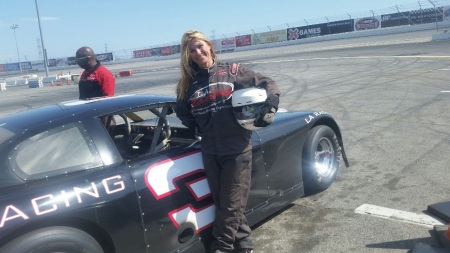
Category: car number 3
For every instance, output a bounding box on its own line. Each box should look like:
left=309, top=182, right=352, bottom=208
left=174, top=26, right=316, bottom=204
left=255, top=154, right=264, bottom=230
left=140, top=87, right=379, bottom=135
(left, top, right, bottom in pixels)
left=145, top=151, right=215, bottom=233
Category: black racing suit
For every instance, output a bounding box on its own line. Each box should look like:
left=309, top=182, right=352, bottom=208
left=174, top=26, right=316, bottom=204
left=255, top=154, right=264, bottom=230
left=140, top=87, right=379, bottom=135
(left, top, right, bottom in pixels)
left=175, top=61, right=280, bottom=252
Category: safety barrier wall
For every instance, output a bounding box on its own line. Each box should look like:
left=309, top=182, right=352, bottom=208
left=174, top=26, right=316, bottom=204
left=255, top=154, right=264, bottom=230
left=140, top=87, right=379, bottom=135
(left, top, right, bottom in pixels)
left=28, top=77, right=43, bottom=88
left=1, top=5, right=449, bottom=74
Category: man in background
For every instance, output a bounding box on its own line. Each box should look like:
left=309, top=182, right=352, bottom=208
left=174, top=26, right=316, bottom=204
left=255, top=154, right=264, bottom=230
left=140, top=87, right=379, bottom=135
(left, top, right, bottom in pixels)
left=76, top=46, right=115, bottom=100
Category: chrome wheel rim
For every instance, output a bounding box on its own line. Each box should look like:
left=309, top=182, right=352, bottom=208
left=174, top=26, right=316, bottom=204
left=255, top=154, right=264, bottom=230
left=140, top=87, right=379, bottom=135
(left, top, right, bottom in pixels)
left=314, top=137, right=335, bottom=179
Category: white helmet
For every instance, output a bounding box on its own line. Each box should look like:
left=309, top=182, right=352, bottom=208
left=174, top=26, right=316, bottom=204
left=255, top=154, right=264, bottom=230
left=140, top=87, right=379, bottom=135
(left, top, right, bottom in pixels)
left=232, top=88, right=267, bottom=130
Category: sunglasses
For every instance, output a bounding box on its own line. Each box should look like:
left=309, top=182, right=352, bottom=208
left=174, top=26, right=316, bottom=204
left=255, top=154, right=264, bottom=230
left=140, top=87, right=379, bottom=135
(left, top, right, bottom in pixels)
left=76, top=56, right=91, bottom=63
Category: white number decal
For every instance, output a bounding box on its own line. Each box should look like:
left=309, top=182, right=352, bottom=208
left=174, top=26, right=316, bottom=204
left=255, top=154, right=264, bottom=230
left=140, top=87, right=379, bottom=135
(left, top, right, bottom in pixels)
left=145, top=151, right=215, bottom=232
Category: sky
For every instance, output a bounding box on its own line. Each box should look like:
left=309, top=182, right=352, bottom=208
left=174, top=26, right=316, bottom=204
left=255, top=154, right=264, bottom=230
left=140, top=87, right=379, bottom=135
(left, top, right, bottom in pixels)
left=0, top=0, right=448, bottom=63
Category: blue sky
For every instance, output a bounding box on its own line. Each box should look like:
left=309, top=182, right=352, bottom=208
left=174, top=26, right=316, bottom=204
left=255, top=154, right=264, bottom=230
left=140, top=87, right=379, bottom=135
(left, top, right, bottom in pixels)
left=0, top=0, right=447, bottom=63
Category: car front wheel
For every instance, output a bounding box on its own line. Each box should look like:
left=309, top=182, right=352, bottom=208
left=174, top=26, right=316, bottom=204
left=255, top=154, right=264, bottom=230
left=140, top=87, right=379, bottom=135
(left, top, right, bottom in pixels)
left=1, top=226, right=104, bottom=253
left=302, top=125, right=341, bottom=195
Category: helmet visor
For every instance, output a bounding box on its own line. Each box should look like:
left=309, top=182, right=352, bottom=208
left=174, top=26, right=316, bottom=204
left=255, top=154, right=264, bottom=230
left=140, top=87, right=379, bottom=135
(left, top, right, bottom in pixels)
left=233, top=103, right=264, bottom=120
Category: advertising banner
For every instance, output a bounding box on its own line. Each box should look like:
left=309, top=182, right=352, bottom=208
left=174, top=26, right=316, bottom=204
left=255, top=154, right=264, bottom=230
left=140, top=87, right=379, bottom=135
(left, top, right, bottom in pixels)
left=67, top=57, right=77, bottom=66
left=20, top=62, right=32, bottom=70
left=171, top=45, right=181, bottom=54
left=152, top=48, right=162, bottom=57
left=219, top=38, right=236, bottom=52
left=3, top=62, right=32, bottom=71
left=5, top=63, right=20, bottom=71
left=410, top=7, right=443, bottom=24
left=287, top=24, right=327, bottom=41
left=327, top=20, right=354, bottom=34
left=381, top=12, right=412, bottom=28
left=96, top=53, right=114, bottom=62
left=48, top=58, right=66, bottom=67
left=444, top=6, right=450, bottom=18
left=236, top=35, right=252, bottom=47
left=354, top=17, right=381, bottom=31
left=134, top=49, right=152, bottom=58
left=252, top=30, right=286, bottom=45
left=31, top=60, right=46, bottom=69
left=161, top=46, right=172, bottom=56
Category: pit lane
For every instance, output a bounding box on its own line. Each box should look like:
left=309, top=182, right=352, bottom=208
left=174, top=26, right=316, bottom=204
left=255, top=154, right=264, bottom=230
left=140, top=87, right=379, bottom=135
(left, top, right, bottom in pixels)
left=1, top=29, right=449, bottom=253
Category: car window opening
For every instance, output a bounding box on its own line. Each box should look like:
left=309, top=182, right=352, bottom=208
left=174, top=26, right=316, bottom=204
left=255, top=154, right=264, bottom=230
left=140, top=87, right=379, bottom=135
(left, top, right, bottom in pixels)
left=102, top=104, right=198, bottom=159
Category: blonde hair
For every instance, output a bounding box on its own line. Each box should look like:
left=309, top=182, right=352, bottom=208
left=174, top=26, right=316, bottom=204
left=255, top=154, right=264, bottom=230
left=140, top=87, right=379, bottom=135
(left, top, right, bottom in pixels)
left=176, top=30, right=216, bottom=100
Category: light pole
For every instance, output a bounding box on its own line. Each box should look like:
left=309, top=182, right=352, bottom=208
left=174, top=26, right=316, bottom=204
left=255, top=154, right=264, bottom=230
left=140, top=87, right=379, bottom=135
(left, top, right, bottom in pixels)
left=35, top=0, right=49, bottom=77
left=428, top=0, right=439, bottom=32
left=10, top=24, right=22, bottom=72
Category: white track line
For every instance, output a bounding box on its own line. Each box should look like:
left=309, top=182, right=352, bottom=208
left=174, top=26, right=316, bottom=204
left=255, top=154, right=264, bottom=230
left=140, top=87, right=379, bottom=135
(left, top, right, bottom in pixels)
left=355, top=204, right=446, bottom=228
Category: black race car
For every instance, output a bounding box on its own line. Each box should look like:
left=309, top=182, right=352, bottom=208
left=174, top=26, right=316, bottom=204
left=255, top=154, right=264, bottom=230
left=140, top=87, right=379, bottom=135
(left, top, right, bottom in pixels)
left=0, top=95, right=348, bottom=253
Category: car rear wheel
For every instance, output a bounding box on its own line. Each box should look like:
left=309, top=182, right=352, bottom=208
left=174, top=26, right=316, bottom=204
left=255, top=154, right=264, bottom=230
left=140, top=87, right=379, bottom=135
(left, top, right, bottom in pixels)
left=302, top=125, right=341, bottom=195
left=1, top=226, right=104, bottom=253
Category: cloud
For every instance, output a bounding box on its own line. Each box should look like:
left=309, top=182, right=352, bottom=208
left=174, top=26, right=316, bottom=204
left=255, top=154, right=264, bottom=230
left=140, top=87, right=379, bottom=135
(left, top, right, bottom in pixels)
left=38, top=16, right=59, bottom=21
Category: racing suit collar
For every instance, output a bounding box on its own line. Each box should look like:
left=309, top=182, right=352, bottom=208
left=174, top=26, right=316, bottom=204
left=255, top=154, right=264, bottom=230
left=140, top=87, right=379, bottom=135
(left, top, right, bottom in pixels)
left=192, top=58, right=216, bottom=76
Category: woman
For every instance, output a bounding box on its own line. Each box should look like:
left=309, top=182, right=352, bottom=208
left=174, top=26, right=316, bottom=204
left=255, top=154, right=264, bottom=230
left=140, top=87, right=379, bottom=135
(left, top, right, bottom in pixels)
left=175, top=30, right=280, bottom=253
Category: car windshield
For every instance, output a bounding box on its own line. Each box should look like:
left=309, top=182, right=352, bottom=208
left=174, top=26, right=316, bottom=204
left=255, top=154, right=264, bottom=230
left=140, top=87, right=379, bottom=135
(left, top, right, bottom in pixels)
left=0, top=124, right=16, bottom=145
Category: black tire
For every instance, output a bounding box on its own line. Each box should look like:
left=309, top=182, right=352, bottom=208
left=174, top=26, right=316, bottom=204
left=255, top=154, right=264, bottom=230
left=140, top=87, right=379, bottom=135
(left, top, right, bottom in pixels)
left=1, top=226, right=104, bottom=253
left=302, top=125, right=341, bottom=195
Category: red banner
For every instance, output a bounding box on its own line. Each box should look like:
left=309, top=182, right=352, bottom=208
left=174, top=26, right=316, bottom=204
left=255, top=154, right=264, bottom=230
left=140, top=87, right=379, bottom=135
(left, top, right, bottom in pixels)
left=161, top=46, right=172, bottom=56
left=236, top=35, right=252, bottom=47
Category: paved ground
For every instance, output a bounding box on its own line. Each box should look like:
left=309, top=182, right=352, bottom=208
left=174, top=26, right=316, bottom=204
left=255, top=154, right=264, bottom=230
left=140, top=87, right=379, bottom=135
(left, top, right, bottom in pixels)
left=1, top=29, right=450, bottom=253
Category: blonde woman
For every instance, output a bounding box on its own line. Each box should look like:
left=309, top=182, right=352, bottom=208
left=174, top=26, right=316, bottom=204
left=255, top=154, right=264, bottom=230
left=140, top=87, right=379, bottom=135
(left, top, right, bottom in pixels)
left=175, top=30, right=280, bottom=253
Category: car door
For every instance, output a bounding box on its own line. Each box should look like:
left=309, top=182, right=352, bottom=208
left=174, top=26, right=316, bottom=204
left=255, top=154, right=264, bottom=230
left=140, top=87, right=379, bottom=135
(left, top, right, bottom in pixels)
left=100, top=103, right=211, bottom=253
left=128, top=148, right=212, bottom=253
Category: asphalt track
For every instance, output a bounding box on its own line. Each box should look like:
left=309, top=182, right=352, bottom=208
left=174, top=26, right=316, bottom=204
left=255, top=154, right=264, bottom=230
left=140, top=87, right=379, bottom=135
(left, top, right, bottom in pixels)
left=1, top=29, right=450, bottom=253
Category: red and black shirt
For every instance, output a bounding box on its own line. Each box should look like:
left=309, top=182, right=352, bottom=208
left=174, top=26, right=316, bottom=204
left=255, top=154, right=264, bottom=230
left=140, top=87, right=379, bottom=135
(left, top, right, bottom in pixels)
left=78, top=61, right=115, bottom=100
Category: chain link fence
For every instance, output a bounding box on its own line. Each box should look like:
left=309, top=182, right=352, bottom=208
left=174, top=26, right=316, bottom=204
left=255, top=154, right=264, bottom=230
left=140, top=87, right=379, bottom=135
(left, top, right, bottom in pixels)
left=111, top=0, right=450, bottom=60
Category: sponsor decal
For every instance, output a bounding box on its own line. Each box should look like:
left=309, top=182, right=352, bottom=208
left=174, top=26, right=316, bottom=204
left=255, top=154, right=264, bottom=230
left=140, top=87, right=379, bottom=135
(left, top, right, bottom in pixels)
left=305, top=111, right=329, bottom=124
left=216, top=69, right=228, bottom=76
left=288, top=26, right=323, bottom=40
left=221, top=38, right=235, bottom=45
left=231, top=63, right=238, bottom=75
left=299, top=27, right=321, bottom=36
left=288, top=28, right=300, bottom=40
left=0, top=175, right=126, bottom=229
left=355, top=17, right=380, bottom=30
left=145, top=151, right=214, bottom=232
left=190, top=82, right=234, bottom=109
